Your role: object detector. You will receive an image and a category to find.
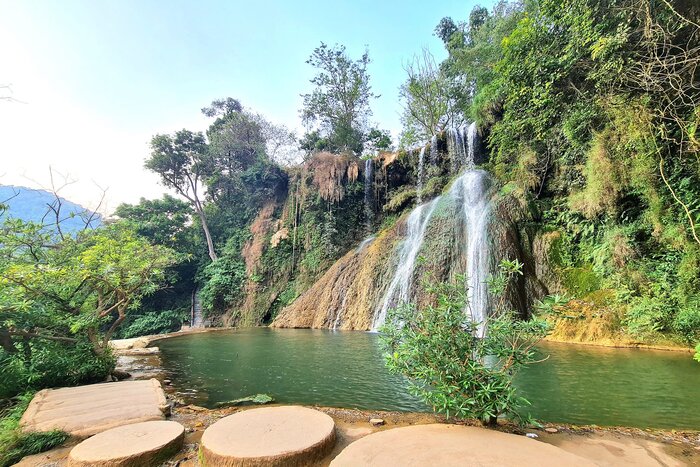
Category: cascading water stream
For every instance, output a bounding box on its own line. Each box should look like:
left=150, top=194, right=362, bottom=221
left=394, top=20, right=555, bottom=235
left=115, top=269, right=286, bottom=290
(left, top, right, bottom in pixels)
left=429, top=135, right=438, bottom=164
left=364, top=158, right=374, bottom=232
left=416, top=147, right=426, bottom=205
left=370, top=123, right=490, bottom=333
left=452, top=170, right=491, bottom=337
left=192, top=292, right=204, bottom=328
left=371, top=196, right=441, bottom=330
left=466, top=122, right=477, bottom=169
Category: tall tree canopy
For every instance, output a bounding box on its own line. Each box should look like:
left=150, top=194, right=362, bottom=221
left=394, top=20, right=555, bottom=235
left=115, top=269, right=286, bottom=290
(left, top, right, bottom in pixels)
left=146, top=129, right=218, bottom=260
left=301, top=43, right=378, bottom=154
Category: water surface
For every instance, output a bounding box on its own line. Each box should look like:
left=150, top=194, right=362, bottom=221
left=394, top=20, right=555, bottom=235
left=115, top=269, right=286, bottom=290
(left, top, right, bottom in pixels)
left=158, top=328, right=700, bottom=429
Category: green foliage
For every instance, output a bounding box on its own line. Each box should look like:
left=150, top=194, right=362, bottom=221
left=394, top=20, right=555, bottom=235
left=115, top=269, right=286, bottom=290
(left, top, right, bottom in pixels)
left=384, top=187, right=417, bottom=213
left=114, top=195, right=197, bottom=253
left=120, top=310, right=185, bottom=338
left=423, top=0, right=700, bottom=346
left=561, top=265, right=602, bottom=298
left=382, top=261, right=550, bottom=425
left=695, top=343, right=700, bottom=363
left=0, top=393, right=69, bottom=467
left=199, top=240, right=247, bottom=316
left=671, top=303, right=700, bottom=345
left=0, top=219, right=176, bottom=396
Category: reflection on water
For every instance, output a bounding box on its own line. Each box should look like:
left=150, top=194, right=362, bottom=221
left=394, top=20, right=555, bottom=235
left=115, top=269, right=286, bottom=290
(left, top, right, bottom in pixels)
left=158, top=328, right=700, bottom=429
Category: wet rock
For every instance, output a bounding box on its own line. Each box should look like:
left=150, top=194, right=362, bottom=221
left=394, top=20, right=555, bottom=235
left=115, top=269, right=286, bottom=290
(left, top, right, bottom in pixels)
left=112, top=370, right=131, bottom=381
left=545, top=427, right=559, bottom=434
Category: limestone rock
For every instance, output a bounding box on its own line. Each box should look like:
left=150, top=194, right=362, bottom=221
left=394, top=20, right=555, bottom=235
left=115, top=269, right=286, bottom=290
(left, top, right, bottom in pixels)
left=330, top=424, right=595, bottom=467
left=200, top=406, right=336, bottom=466
left=20, top=379, right=168, bottom=437
left=67, top=420, right=184, bottom=467
left=369, top=418, right=385, bottom=426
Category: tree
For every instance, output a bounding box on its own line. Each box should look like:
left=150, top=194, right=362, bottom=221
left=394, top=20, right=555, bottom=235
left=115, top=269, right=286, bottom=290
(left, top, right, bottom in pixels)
left=301, top=43, right=378, bottom=154
left=399, top=48, right=465, bottom=145
left=146, top=129, right=218, bottom=260
left=435, top=17, right=459, bottom=44
left=0, top=218, right=176, bottom=396
left=382, top=261, right=549, bottom=425
left=113, top=196, right=200, bottom=337
left=364, top=128, right=393, bottom=154
left=114, top=195, right=196, bottom=252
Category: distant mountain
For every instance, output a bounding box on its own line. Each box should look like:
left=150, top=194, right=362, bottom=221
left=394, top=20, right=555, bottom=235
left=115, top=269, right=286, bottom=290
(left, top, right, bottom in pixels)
left=0, top=185, right=101, bottom=233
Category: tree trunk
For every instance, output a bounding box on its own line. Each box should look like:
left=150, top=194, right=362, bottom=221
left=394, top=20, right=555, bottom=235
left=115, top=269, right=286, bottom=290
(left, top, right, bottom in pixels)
left=195, top=204, right=218, bottom=261
left=0, top=328, right=17, bottom=353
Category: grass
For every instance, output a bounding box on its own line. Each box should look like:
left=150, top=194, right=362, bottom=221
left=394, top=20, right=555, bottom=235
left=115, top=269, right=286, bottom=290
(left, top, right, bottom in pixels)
left=0, top=392, right=69, bottom=467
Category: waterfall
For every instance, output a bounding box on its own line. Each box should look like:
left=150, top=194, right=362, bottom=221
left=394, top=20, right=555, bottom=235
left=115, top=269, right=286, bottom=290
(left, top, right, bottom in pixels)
left=371, top=196, right=441, bottom=330
left=452, top=170, right=492, bottom=337
left=416, top=147, right=426, bottom=204
left=364, top=158, right=374, bottom=232
left=450, top=123, right=491, bottom=335
left=429, top=135, right=438, bottom=164
left=192, top=292, right=204, bottom=328
left=466, top=122, right=477, bottom=169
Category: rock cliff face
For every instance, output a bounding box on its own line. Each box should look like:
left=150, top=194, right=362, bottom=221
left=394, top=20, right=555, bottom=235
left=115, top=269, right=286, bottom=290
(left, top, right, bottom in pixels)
left=257, top=127, right=552, bottom=330
left=273, top=230, right=399, bottom=330
left=273, top=166, right=548, bottom=330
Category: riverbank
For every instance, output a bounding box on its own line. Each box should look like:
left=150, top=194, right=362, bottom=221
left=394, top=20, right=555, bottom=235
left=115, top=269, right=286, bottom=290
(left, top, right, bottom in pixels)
left=16, top=403, right=700, bottom=466
left=543, top=335, right=695, bottom=353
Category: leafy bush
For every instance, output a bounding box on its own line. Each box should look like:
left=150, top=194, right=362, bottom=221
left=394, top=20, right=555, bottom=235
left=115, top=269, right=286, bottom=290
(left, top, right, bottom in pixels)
left=384, top=187, right=417, bottom=213
left=672, top=303, right=700, bottom=345
left=199, top=249, right=247, bottom=315
left=120, top=310, right=185, bottom=338
left=624, top=295, right=668, bottom=340
left=0, top=341, right=114, bottom=399
left=381, top=261, right=550, bottom=425
left=0, top=393, right=69, bottom=467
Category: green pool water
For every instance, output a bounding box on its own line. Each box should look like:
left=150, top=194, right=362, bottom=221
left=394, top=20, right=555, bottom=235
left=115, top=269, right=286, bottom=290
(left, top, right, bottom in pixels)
left=158, top=328, right=700, bottom=430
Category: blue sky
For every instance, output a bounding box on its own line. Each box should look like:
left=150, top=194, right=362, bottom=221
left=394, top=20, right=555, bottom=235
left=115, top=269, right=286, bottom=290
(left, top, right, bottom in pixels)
left=0, top=0, right=491, bottom=210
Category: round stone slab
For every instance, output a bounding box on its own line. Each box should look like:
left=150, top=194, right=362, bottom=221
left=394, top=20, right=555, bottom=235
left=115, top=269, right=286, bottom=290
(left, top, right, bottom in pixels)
left=200, top=406, right=336, bottom=466
left=330, top=424, right=597, bottom=467
left=67, top=420, right=184, bottom=467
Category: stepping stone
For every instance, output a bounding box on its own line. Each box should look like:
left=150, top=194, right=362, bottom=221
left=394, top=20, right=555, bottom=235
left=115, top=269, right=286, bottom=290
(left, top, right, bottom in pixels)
left=330, top=424, right=596, bottom=467
left=67, top=420, right=184, bottom=467
left=20, top=379, right=169, bottom=437
left=200, top=406, right=336, bottom=466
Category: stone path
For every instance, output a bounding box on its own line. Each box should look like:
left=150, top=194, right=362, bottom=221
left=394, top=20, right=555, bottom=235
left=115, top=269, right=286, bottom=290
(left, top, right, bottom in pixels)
left=200, top=405, right=336, bottom=466
left=329, top=423, right=597, bottom=467
left=20, top=379, right=169, bottom=437
left=67, top=420, right=184, bottom=467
